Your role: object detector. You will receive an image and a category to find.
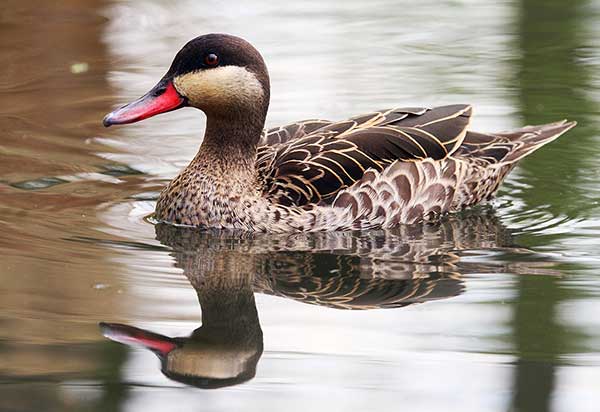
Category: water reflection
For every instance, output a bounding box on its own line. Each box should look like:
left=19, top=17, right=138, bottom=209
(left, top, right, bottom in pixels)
left=508, top=0, right=598, bottom=410
left=101, top=211, right=557, bottom=388
left=101, top=268, right=262, bottom=388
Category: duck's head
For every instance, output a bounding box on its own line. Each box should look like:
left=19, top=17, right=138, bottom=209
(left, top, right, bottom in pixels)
left=103, top=33, right=270, bottom=127
left=100, top=322, right=263, bottom=389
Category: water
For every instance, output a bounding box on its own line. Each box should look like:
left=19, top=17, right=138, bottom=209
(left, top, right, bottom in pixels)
left=1, top=0, right=600, bottom=411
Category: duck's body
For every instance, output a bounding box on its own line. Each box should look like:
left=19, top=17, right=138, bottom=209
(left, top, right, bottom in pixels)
left=104, top=34, right=576, bottom=232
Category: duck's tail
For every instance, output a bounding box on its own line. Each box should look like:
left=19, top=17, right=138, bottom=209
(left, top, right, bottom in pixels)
left=452, top=120, right=577, bottom=209
left=457, top=120, right=577, bottom=165
left=495, top=120, right=577, bottom=163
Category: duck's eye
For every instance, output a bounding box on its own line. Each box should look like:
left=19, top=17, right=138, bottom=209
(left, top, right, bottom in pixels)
left=204, top=53, right=219, bottom=67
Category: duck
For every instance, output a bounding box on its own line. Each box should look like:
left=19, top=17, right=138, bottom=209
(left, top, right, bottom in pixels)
left=103, top=33, right=576, bottom=232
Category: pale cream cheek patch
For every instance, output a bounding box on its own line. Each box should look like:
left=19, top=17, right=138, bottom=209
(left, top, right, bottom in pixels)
left=173, top=66, right=264, bottom=108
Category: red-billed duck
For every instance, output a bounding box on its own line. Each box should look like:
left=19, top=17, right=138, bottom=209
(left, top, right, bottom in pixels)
left=103, top=34, right=576, bottom=232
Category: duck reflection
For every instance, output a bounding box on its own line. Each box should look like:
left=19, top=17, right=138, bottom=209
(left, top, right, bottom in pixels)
left=101, top=250, right=262, bottom=389
left=101, top=211, right=544, bottom=388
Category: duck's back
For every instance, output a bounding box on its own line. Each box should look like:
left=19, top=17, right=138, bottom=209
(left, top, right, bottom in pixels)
left=257, top=105, right=473, bottom=207
left=255, top=105, right=575, bottom=226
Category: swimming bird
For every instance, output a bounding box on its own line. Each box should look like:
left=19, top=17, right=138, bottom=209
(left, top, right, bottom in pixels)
left=103, top=34, right=576, bottom=232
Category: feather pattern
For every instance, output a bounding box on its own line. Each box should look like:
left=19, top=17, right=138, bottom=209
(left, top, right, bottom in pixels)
left=157, top=105, right=576, bottom=232
left=257, top=105, right=472, bottom=206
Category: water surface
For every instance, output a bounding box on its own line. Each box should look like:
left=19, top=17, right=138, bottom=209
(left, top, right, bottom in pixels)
left=1, top=0, right=600, bottom=411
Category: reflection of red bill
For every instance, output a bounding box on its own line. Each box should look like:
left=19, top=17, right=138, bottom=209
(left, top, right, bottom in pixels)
left=100, top=322, right=177, bottom=356
left=103, top=80, right=186, bottom=127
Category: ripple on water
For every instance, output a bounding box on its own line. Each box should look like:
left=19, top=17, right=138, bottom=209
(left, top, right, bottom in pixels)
left=2, top=0, right=600, bottom=410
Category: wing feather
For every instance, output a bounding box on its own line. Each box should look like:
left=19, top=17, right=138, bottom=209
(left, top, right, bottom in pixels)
left=260, top=119, right=333, bottom=146
left=258, top=105, right=473, bottom=206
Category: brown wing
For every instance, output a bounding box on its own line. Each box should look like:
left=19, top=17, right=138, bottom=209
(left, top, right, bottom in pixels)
left=257, top=105, right=472, bottom=206
left=259, top=119, right=333, bottom=146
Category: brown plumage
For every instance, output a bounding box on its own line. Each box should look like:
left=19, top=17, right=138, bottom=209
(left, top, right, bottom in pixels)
left=103, top=34, right=576, bottom=232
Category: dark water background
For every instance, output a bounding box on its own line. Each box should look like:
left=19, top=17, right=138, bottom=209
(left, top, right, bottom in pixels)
left=1, top=0, right=600, bottom=411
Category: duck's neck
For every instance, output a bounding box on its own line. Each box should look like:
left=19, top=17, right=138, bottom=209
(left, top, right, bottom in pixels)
left=193, top=110, right=265, bottom=181
left=156, top=108, right=268, bottom=226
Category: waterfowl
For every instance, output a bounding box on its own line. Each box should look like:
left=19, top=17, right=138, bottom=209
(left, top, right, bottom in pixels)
left=103, top=33, right=576, bottom=232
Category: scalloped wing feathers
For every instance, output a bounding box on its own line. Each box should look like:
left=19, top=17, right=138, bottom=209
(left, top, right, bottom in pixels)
left=332, top=158, right=470, bottom=227
left=252, top=108, right=576, bottom=230
left=257, top=105, right=473, bottom=207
